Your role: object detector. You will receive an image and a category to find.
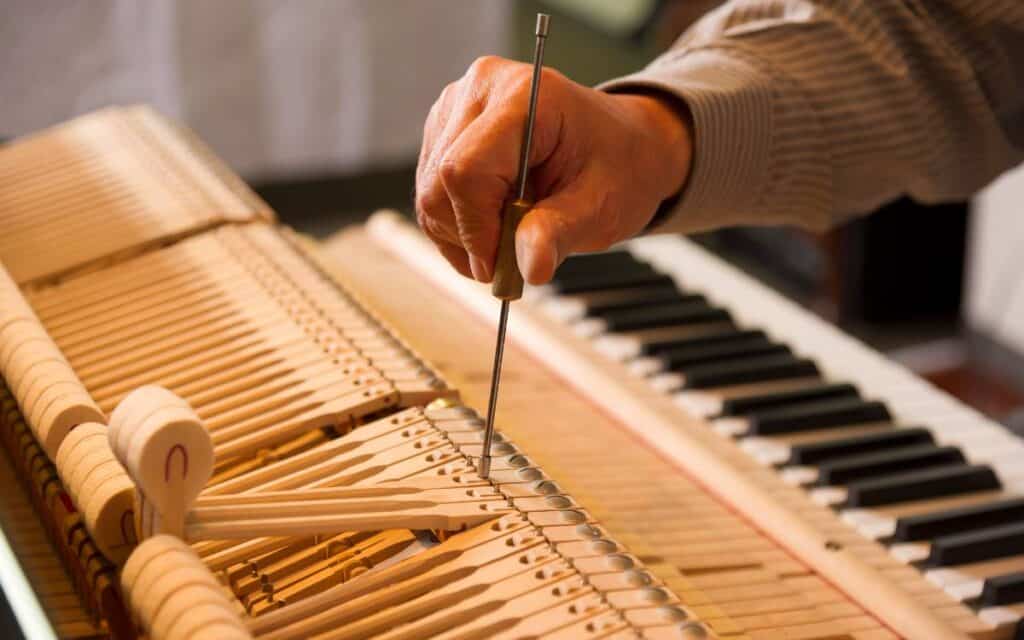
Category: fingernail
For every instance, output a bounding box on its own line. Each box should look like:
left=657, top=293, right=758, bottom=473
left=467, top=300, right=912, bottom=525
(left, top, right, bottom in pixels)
left=469, top=254, right=492, bottom=282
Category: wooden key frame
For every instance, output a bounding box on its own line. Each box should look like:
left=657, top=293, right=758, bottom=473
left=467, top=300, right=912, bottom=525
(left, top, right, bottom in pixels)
left=20, top=223, right=455, bottom=462
left=106, top=389, right=514, bottom=543
left=0, top=105, right=272, bottom=287
left=114, top=390, right=704, bottom=640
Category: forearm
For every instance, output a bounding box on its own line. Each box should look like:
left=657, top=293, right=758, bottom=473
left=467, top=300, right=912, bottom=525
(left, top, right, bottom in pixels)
left=602, top=0, right=1024, bottom=233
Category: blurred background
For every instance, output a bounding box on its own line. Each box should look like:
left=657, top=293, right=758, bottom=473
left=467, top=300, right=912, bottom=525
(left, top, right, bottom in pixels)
left=3, top=0, right=1022, bottom=429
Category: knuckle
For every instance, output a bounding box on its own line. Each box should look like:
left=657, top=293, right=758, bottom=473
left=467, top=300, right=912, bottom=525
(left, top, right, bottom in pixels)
left=539, top=66, right=567, bottom=87
left=414, top=190, right=431, bottom=218
left=456, top=216, right=491, bottom=254
left=417, top=207, right=451, bottom=242
left=435, top=82, right=457, bottom=110
left=467, top=55, right=501, bottom=76
left=438, top=154, right=473, bottom=190
left=414, top=186, right=442, bottom=219
left=583, top=194, right=620, bottom=251
left=507, top=67, right=534, bottom=95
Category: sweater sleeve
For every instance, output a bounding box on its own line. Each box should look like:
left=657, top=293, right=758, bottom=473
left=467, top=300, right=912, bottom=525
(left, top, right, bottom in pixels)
left=599, top=0, right=1024, bottom=233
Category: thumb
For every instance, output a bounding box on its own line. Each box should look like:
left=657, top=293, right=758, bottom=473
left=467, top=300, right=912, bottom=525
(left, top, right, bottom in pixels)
left=513, top=185, right=605, bottom=285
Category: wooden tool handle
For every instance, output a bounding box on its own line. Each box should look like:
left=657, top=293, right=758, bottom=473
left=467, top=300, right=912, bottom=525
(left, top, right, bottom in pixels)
left=491, top=198, right=533, bottom=301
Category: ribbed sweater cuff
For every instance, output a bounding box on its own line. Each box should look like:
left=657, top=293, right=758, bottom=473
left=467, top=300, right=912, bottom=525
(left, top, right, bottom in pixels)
left=600, top=48, right=831, bottom=233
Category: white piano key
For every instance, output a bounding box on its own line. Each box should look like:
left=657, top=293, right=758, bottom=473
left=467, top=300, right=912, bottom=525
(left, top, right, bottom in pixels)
left=523, top=284, right=554, bottom=302
left=712, top=417, right=748, bottom=438
left=593, top=334, right=642, bottom=361
left=926, top=567, right=973, bottom=588
left=738, top=438, right=790, bottom=466
left=944, top=580, right=985, bottom=602
left=650, top=372, right=684, bottom=394
left=810, top=486, right=847, bottom=506
left=573, top=318, right=607, bottom=339
left=978, top=606, right=1022, bottom=627
left=966, top=444, right=1024, bottom=463
left=780, top=466, right=817, bottom=486
left=889, top=543, right=930, bottom=564
left=857, top=518, right=897, bottom=540
left=673, top=390, right=722, bottom=417
left=539, top=297, right=587, bottom=323
left=629, top=357, right=664, bottom=377
left=841, top=509, right=889, bottom=529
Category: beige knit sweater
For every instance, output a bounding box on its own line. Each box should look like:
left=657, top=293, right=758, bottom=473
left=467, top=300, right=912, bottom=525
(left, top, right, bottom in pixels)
left=601, top=0, right=1024, bottom=233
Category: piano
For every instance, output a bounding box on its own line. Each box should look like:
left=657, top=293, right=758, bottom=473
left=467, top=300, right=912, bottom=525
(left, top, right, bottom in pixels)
left=0, top=106, right=1021, bottom=640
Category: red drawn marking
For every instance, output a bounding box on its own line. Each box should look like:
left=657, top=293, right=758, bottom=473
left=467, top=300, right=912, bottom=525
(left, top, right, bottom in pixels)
left=164, top=444, right=188, bottom=481
left=121, top=510, right=136, bottom=544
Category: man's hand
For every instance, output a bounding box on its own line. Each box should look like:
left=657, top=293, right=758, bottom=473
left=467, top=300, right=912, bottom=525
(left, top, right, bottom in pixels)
left=415, top=56, right=692, bottom=285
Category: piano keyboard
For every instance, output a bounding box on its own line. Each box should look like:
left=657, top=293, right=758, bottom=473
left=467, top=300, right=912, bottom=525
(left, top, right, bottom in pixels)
left=366, top=212, right=1024, bottom=640
left=530, top=237, right=1024, bottom=635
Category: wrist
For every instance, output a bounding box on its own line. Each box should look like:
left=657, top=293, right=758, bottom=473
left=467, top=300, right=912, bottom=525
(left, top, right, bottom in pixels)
left=613, top=92, right=693, bottom=202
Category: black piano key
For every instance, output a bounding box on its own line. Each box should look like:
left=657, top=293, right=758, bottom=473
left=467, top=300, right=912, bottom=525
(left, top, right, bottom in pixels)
left=922, top=522, right=1024, bottom=568
left=787, top=428, right=935, bottom=466
left=980, top=572, right=1024, bottom=606
left=596, top=301, right=732, bottom=333
left=555, top=250, right=640, bottom=276
left=842, top=464, right=1001, bottom=509
left=658, top=337, right=788, bottom=371
left=585, top=286, right=693, bottom=315
left=551, top=254, right=665, bottom=292
left=681, top=353, right=819, bottom=390
left=720, top=383, right=860, bottom=417
left=555, top=271, right=676, bottom=295
left=747, top=397, right=891, bottom=435
left=890, top=497, right=1024, bottom=542
left=589, top=292, right=708, bottom=317
left=815, top=445, right=965, bottom=486
left=640, top=329, right=764, bottom=357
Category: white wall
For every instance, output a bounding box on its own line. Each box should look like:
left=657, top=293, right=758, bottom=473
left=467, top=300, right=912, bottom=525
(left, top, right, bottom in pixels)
left=967, top=163, right=1024, bottom=354
left=1, top=1, right=512, bottom=178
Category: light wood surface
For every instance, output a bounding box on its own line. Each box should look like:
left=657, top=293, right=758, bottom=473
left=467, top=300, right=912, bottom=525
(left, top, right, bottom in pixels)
left=0, top=106, right=272, bottom=287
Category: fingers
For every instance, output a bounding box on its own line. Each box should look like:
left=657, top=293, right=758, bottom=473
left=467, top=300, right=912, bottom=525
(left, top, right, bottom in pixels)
left=437, top=107, right=526, bottom=281
left=415, top=57, right=569, bottom=282
left=416, top=82, right=465, bottom=247
left=423, top=226, right=473, bottom=280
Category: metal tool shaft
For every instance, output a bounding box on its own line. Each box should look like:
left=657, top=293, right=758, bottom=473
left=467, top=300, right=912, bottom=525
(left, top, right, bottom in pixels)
left=514, top=14, right=549, bottom=200
left=479, top=300, right=510, bottom=479
left=480, top=13, right=550, bottom=479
